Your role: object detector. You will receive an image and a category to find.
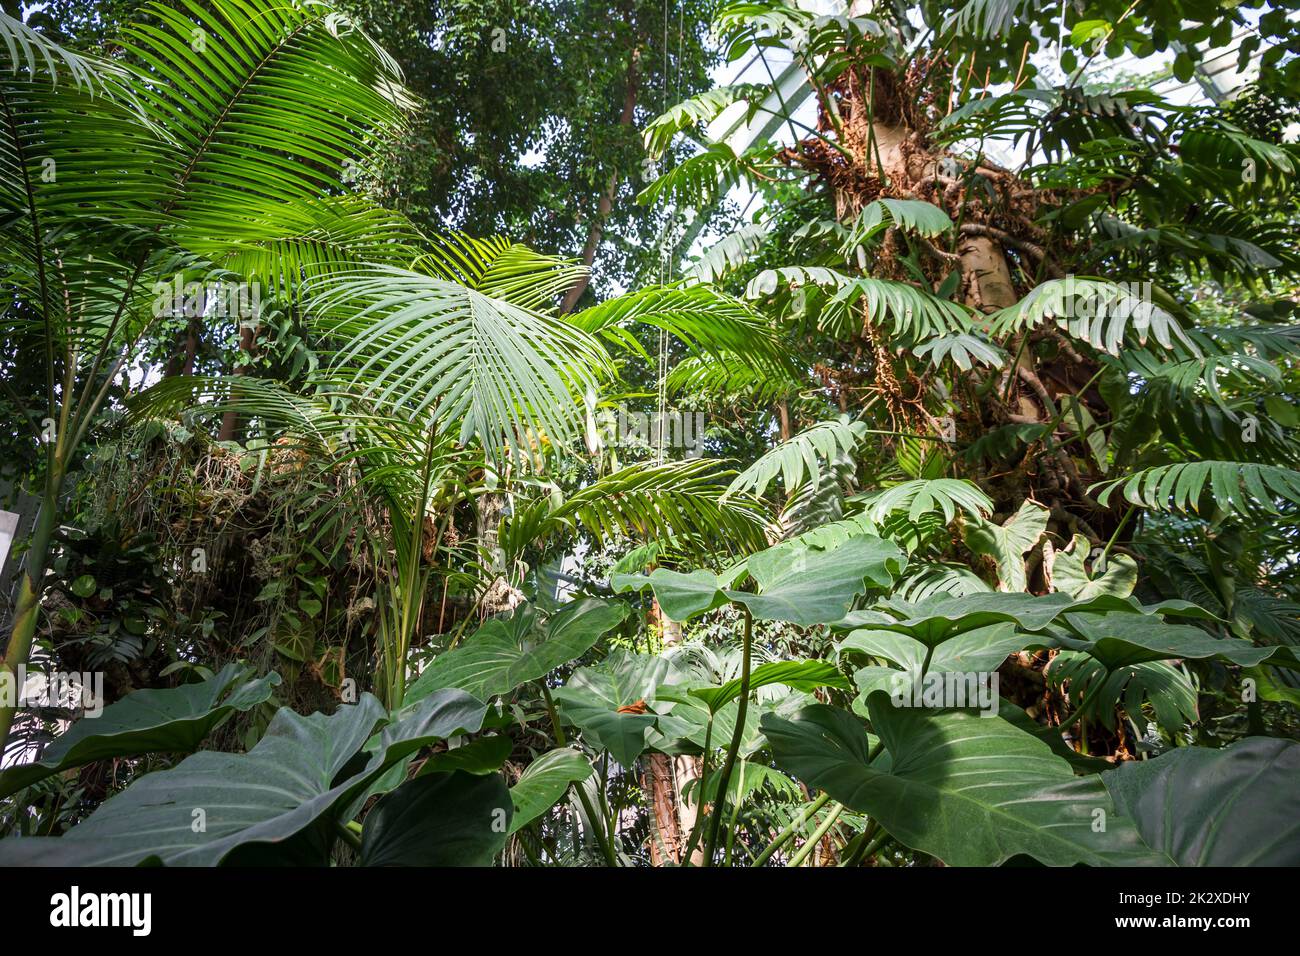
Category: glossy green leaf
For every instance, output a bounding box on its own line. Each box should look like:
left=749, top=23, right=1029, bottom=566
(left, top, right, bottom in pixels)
left=1052, top=534, right=1137, bottom=599
left=553, top=651, right=673, bottom=766
left=0, top=663, right=281, bottom=800
left=360, top=770, right=511, bottom=866
left=1104, top=738, right=1300, bottom=865
left=726, top=535, right=906, bottom=626
left=0, top=690, right=487, bottom=866
left=688, top=659, right=850, bottom=713
left=762, top=693, right=1163, bottom=866
left=407, top=598, right=628, bottom=703
left=508, top=748, right=592, bottom=834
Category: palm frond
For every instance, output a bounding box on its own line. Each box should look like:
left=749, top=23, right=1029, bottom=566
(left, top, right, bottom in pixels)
left=1095, top=462, right=1300, bottom=515
left=567, top=283, right=785, bottom=371
left=500, top=459, right=769, bottom=560
left=854, top=478, right=993, bottom=524
left=307, top=265, right=613, bottom=466
left=987, top=277, right=1196, bottom=355
left=412, top=233, right=586, bottom=314
left=728, top=417, right=868, bottom=499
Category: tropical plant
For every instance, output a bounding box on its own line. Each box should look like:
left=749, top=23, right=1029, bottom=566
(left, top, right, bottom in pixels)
left=2, top=0, right=1299, bottom=871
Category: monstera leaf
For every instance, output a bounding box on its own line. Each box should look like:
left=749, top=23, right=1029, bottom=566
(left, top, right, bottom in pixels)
left=1103, top=737, right=1300, bottom=866
left=508, top=748, right=593, bottom=834
left=407, top=597, right=628, bottom=704
left=552, top=651, right=674, bottom=767
left=0, top=690, right=487, bottom=866
left=762, top=693, right=1163, bottom=866
left=0, top=663, right=281, bottom=800
left=360, top=770, right=511, bottom=866
left=963, top=500, right=1049, bottom=591
left=1051, top=534, right=1137, bottom=599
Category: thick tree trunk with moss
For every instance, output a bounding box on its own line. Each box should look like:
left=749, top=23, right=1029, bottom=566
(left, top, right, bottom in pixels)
left=787, top=57, right=1117, bottom=572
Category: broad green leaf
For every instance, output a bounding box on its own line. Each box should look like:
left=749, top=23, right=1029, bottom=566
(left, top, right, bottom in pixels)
left=725, top=535, right=906, bottom=626
left=508, top=748, right=593, bottom=834
left=762, top=694, right=1163, bottom=866
left=360, top=770, right=510, bottom=866
left=836, top=591, right=1077, bottom=646
left=0, top=663, right=281, bottom=800
left=417, top=735, right=513, bottom=776
left=553, top=651, right=673, bottom=767
left=407, top=598, right=628, bottom=703
left=835, top=591, right=1212, bottom=647
left=1056, top=612, right=1300, bottom=670
left=963, top=499, right=1049, bottom=591
left=1104, top=738, right=1300, bottom=866
left=611, top=568, right=727, bottom=622
left=688, top=659, right=851, bottom=713
left=1052, top=534, right=1137, bottom=599
left=0, top=690, right=487, bottom=866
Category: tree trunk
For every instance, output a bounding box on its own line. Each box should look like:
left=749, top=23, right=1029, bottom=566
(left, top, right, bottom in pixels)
left=641, top=596, right=704, bottom=865
left=559, top=46, right=640, bottom=315
left=217, top=322, right=256, bottom=442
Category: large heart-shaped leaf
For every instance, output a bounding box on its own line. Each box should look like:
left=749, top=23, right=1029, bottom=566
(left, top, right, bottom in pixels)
left=762, top=693, right=1163, bottom=866
left=407, top=597, right=628, bottom=703
left=0, top=663, right=281, bottom=800
left=725, top=535, right=906, bottom=626
left=841, top=622, right=1030, bottom=676
left=610, top=568, right=728, bottom=622
left=508, top=748, right=593, bottom=834
left=1051, top=534, right=1137, bottom=599
left=1103, top=737, right=1300, bottom=866
left=360, top=770, right=511, bottom=866
left=0, top=689, right=487, bottom=866
left=552, top=650, right=674, bottom=767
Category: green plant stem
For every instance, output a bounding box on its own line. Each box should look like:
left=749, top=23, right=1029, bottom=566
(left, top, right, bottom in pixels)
left=542, top=684, right=617, bottom=866
left=679, top=715, right=714, bottom=864
left=335, top=819, right=362, bottom=852
left=723, top=761, right=747, bottom=866
left=838, top=821, right=879, bottom=867
left=0, top=467, right=62, bottom=755
left=701, top=605, right=752, bottom=866
left=856, top=827, right=892, bottom=863
left=787, top=801, right=844, bottom=867
left=750, top=791, right=831, bottom=867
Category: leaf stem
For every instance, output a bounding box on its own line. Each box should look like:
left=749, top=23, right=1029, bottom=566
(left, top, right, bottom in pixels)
left=702, top=604, right=752, bottom=866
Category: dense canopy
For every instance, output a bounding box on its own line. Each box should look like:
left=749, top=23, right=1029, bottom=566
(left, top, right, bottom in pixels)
left=1, top=0, right=1298, bottom=871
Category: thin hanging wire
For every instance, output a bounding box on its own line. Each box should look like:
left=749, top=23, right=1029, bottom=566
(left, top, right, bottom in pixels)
left=654, top=0, right=674, bottom=464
